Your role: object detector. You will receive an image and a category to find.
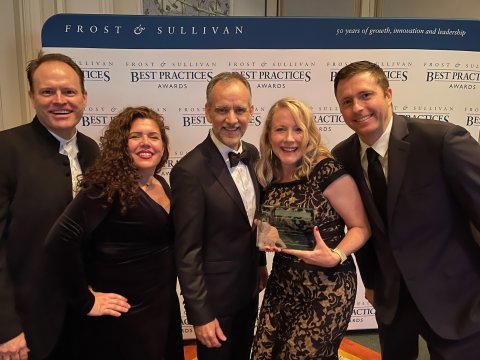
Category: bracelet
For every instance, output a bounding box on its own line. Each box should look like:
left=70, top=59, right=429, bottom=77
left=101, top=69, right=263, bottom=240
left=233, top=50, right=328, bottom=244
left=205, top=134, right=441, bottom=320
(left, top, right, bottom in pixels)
left=331, top=247, right=347, bottom=264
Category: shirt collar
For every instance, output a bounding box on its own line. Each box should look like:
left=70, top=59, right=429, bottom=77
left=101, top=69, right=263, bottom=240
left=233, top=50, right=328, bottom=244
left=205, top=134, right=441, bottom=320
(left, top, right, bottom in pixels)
left=359, top=115, right=393, bottom=158
left=48, top=129, right=78, bottom=154
left=209, top=130, right=244, bottom=164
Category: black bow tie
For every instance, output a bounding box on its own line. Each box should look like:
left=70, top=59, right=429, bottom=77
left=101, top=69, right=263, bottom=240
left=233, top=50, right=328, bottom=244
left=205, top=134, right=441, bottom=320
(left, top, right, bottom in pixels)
left=228, top=150, right=250, bottom=168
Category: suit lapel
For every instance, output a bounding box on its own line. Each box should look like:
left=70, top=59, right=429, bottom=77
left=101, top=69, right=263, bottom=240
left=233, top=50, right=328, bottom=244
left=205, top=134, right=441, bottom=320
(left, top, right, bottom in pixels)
left=244, top=145, right=260, bottom=209
left=76, top=133, right=97, bottom=171
left=387, top=115, right=410, bottom=226
left=349, top=136, right=370, bottom=195
left=31, top=117, right=74, bottom=199
left=203, top=137, right=251, bottom=225
left=77, top=134, right=89, bottom=171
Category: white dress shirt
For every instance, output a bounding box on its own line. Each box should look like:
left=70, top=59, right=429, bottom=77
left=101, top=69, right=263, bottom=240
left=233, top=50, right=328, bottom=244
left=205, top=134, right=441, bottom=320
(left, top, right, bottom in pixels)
left=50, top=130, right=82, bottom=197
left=359, top=116, right=393, bottom=191
left=210, top=131, right=256, bottom=226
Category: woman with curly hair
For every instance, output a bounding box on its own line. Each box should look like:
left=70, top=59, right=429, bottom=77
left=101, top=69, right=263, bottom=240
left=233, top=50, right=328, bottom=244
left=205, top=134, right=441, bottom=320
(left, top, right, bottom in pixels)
left=251, top=98, right=370, bottom=360
left=45, top=106, right=183, bottom=359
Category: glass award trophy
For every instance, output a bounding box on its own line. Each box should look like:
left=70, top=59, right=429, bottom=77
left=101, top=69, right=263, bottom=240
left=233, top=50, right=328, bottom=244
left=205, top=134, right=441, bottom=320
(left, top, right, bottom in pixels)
left=256, top=205, right=315, bottom=250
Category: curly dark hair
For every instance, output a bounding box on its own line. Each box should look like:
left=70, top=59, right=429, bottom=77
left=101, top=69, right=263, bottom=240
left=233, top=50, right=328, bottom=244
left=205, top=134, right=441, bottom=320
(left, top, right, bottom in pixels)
left=80, top=106, right=169, bottom=213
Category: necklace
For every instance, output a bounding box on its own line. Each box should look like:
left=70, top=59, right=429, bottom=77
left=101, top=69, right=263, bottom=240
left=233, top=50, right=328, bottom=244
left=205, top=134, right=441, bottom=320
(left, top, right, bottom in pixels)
left=140, top=181, right=152, bottom=191
left=139, top=175, right=155, bottom=191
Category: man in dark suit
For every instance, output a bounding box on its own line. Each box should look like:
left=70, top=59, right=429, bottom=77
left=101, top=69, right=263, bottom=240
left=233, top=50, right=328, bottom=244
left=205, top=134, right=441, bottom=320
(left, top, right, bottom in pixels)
left=171, top=72, right=268, bottom=360
left=0, top=53, right=98, bottom=359
left=332, top=60, right=480, bottom=359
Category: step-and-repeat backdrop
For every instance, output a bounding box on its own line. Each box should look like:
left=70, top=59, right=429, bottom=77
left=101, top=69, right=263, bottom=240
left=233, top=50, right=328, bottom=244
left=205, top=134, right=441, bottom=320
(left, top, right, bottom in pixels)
left=43, top=15, right=480, bottom=335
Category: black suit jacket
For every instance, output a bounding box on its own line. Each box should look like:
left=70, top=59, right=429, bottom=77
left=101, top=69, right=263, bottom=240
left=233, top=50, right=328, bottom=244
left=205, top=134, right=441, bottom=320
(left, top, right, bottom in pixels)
left=170, top=135, right=263, bottom=326
left=333, top=114, right=480, bottom=340
left=0, top=117, right=98, bottom=358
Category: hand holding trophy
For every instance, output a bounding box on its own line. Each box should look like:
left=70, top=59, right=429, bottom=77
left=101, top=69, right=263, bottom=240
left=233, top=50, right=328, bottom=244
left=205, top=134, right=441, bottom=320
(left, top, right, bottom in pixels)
left=256, top=205, right=315, bottom=251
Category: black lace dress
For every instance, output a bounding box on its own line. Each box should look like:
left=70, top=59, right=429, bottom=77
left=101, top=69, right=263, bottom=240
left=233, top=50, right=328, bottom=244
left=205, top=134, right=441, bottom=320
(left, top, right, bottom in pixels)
left=251, top=158, right=357, bottom=360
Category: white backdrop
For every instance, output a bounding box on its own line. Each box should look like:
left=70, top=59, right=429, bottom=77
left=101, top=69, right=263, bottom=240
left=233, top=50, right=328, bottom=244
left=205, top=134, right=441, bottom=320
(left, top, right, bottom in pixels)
left=43, top=15, right=480, bottom=336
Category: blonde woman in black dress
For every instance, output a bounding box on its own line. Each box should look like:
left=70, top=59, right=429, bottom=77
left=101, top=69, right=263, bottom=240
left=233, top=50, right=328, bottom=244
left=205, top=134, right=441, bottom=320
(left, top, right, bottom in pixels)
left=251, top=98, right=370, bottom=360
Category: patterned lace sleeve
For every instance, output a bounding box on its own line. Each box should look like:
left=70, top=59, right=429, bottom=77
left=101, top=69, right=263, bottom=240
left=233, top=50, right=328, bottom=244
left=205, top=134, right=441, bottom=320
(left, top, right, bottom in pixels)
left=311, top=157, right=348, bottom=192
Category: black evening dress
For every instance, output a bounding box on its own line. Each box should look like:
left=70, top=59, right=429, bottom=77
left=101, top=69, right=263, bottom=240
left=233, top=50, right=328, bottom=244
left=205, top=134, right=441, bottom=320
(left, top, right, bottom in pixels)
left=45, top=176, right=184, bottom=360
left=251, top=158, right=357, bottom=360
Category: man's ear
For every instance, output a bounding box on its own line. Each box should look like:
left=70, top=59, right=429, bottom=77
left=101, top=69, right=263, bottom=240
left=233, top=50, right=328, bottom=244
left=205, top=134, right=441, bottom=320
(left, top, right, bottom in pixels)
left=205, top=102, right=213, bottom=124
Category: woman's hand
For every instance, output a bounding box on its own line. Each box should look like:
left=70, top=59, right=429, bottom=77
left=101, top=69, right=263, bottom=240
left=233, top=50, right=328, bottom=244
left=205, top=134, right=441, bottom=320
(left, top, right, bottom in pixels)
left=281, top=226, right=341, bottom=267
left=0, top=332, right=29, bottom=360
left=87, top=288, right=131, bottom=317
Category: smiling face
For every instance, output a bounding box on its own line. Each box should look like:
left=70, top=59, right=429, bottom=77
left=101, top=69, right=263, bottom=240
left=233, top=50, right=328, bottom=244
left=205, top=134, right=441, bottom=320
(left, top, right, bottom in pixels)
left=269, top=107, right=305, bottom=180
left=127, top=118, right=164, bottom=177
left=205, top=79, right=253, bottom=150
left=29, top=61, right=87, bottom=139
left=335, top=71, right=393, bottom=146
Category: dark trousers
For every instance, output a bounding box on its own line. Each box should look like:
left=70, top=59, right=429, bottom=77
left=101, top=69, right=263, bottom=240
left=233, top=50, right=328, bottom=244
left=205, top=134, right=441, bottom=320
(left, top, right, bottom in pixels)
left=197, top=297, right=258, bottom=360
left=378, top=281, right=480, bottom=360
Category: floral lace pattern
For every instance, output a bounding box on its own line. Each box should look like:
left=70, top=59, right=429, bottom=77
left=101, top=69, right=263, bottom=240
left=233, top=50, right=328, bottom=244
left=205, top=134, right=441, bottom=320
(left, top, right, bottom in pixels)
left=251, top=158, right=357, bottom=360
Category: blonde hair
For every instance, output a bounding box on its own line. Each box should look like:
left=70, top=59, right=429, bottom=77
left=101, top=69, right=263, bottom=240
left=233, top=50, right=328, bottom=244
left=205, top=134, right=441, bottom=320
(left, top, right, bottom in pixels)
left=256, top=97, right=331, bottom=187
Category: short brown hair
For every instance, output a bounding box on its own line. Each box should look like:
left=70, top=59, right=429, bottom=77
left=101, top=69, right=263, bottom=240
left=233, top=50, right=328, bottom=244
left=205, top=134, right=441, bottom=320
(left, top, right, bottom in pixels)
left=334, top=61, right=389, bottom=96
left=206, top=72, right=252, bottom=105
left=26, top=52, right=85, bottom=93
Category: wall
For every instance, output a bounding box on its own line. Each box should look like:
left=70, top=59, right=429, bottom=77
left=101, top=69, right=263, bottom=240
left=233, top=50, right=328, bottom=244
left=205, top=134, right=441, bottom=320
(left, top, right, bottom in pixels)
left=0, top=0, right=24, bottom=129
left=1, top=0, right=480, bottom=130
left=0, top=0, right=144, bottom=130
